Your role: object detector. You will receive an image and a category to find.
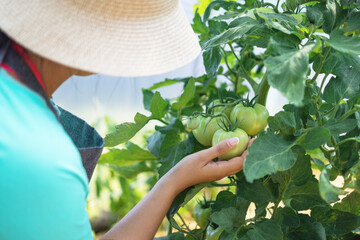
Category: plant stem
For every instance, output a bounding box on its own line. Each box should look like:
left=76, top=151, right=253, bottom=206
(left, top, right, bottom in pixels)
left=228, top=43, right=259, bottom=92
left=338, top=106, right=360, bottom=122
left=255, top=72, right=270, bottom=106
left=177, top=213, right=191, bottom=232
left=309, top=46, right=331, bottom=84
left=220, top=47, right=237, bottom=78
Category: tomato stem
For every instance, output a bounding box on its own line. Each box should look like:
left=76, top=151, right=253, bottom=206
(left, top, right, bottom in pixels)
left=255, top=72, right=270, bottom=106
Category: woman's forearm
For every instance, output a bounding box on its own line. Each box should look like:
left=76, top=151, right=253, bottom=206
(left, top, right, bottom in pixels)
left=101, top=173, right=181, bottom=240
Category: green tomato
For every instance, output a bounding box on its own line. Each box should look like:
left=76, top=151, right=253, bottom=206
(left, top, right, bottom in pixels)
left=212, top=128, right=249, bottom=160
left=230, top=103, right=269, bottom=136
left=208, top=99, right=233, bottom=118
left=192, top=203, right=211, bottom=229
left=186, top=117, right=200, bottom=130
left=206, top=225, right=224, bottom=240
left=193, top=116, right=224, bottom=146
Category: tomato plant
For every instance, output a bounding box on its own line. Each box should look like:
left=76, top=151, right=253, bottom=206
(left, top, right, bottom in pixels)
left=102, top=0, right=360, bottom=239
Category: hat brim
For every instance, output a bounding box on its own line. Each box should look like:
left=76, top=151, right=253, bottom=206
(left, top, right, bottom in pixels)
left=0, top=0, right=201, bottom=77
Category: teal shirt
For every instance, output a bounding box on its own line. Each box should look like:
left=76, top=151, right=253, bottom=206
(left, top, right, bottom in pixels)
left=0, top=69, right=93, bottom=240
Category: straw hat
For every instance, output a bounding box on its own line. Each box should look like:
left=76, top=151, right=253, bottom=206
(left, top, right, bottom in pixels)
left=0, top=0, right=201, bottom=77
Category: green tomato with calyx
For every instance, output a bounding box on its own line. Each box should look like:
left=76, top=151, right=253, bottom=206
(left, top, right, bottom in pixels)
left=230, top=103, right=269, bottom=136
left=193, top=116, right=224, bottom=146
left=192, top=203, right=211, bottom=229
left=186, top=117, right=200, bottom=130
left=206, top=225, right=224, bottom=240
left=208, top=99, right=233, bottom=118
left=212, top=128, right=249, bottom=160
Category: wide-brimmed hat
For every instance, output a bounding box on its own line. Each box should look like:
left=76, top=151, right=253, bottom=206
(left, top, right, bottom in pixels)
left=0, top=0, right=201, bottom=77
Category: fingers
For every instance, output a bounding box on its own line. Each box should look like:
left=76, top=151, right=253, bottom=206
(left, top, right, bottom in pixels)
left=197, top=137, right=239, bottom=162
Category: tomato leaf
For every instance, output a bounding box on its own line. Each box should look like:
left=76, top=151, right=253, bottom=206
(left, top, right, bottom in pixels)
left=150, top=91, right=169, bottom=119
left=273, top=207, right=300, bottom=228
left=265, top=44, right=314, bottom=106
left=104, top=113, right=151, bottom=147
left=211, top=207, right=243, bottom=232
left=285, top=179, right=327, bottom=211
left=99, top=142, right=157, bottom=166
left=258, top=12, right=299, bottom=35
left=311, top=206, right=360, bottom=235
left=286, top=214, right=326, bottom=240
left=203, top=47, right=221, bottom=77
left=109, top=162, right=154, bottom=179
left=244, top=132, right=298, bottom=183
left=333, top=191, right=360, bottom=214
left=172, top=78, right=196, bottom=112
left=202, top=17, right=258, bottom=49
left=243, top=220, right=283, bottom=240
left=319, top=166, right=347, bottom=203
left=300, top=127, right=331, bottom=150
left=327, top=29, right=360, bottom=55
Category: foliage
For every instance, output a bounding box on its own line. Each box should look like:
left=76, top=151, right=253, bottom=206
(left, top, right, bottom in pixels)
left=102, top=0, right=360, bottom=238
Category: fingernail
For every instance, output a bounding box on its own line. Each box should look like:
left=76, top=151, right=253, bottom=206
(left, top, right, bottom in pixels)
left=228, top=137, right=239, bottom=146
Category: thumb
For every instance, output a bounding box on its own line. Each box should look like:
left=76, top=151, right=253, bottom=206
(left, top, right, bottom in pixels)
left=197, top=137, right=239, bottom=161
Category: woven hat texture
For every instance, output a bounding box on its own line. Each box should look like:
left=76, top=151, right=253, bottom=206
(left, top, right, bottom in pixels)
left=0, top=0, right=201, bottom=77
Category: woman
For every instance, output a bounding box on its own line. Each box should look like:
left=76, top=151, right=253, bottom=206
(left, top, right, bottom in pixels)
left=0, top=1, right=252, bottom=239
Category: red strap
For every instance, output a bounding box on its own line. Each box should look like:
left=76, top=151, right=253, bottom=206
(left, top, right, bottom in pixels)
left=1, top=63, right=20, bottom=80
left=11, top=41, right=46, bottom=90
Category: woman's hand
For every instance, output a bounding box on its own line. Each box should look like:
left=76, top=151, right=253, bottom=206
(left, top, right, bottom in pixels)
left=164, top=137, right=255, bottom=195
left=101, top=137, right=254, bottom=240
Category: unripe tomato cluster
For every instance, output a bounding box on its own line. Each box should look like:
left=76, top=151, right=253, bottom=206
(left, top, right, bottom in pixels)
left=187, top=100, right=269, bottom=160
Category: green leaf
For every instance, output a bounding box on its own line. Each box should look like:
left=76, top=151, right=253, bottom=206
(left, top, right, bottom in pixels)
left=147, top=78, right=183, bottom=91
left=154, top=232, right=185, bottom=240
left=300, top=127, right=331, bottom=150
left=319, top=165, right=347, bottom=203
left=147, top=130, right=181, bottom=159
left=99, top=142, right=157, bottom=166
left=192, top=10, right=208, bottom=35
left=142, top=89, right=154, bottom=111
left=150, top=91, right=169, bottom=119
left=244, top=132, right=298, bottom=183
left=172, top=78, right=196, bottom=112
left=104, top=113, right=151, bottom=147
left=346, top=12, right=360, bottom=32
left=268, top=111, right=297, bottom=136
left=311, top=206, right=360, bottom=235
left=306, top=3, right=325, bottom=26
left=265, top=44, right=314, bottom=106
left=212, top=190, right=237, bottom=212
left=333, top=191, right=360, bottom=215
left=286, top=214, right=326, bottom=240
left=158, top=133, right=196, bottom=178
left=110, top=162, right=154, bottom=179
left=324, top=119, right=357, bottom=136
left=266, top=33, right=300, bottom=56
left=202, top=17, right=258, bottom=49
left=203, top=47, right=222, bottom=77
left=327, top=29, right=360, bottom=55
left=211, top=207, right=243, bottom=232
left=291, top=148, right=312, bottom=186
left=236, top=173, right=273, bottom=203
left=243, top=220, right=283, bottom=240
left=285, top=178, right=326, bottom=211
left=167, top=183, right=207, bottom=219
left=273, top=207, right=300, bottom=228
left=203, top=1, right=243, bottom=23
left=258, top=12, right=298, bottom=35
